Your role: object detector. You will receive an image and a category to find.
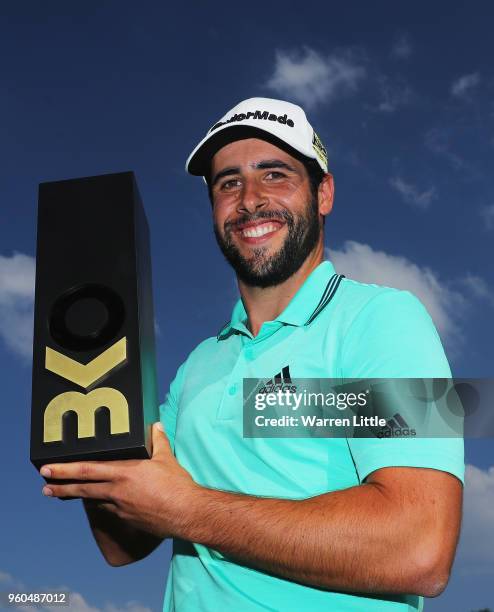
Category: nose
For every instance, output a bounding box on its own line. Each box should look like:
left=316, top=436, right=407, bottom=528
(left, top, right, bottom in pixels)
left=237, top=177, right=268, bottom=215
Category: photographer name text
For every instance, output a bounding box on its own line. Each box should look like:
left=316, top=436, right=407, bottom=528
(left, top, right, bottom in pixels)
left=255, top=415, right=386, bottom=428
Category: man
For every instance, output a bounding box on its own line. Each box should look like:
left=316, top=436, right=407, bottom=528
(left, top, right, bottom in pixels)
left=41, top=98, right=464, bottom=612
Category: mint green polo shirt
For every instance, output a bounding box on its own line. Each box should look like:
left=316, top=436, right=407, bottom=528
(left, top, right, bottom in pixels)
left=160, top=260, right=464, bottom=612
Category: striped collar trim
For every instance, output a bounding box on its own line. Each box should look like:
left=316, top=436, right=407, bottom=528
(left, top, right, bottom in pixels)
left=217, top=262, right=345, bottom=340
left=216, top=320, right=231, bottom=340
left=305, top=273, right=345, bottom=325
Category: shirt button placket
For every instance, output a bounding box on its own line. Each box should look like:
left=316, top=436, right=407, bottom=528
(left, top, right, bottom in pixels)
left=216, top=344, right=247, bottom=421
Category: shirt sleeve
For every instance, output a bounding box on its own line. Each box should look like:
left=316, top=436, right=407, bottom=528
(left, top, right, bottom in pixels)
left=159, top=360, right=187, bottom=453
left=341, top=289, right=465, bottom=485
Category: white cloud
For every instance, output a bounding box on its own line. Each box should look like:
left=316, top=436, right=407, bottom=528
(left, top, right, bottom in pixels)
left=425, top=127, right=465, bottom=170
left=104, top=603, right=153, bottom=612
left=0, top=569, right=153, bottom=612
left=266, top=47, right=366, bottom=110
left=53, top=592, right=100, bottom=612
left=327, top=243, right=493, bottom=358
left=327, top=241, right=465, bottom=349
left=0, top=253, right=169, bottom=359
left=0, top=570, right=15, bottom=584
left=389, top=176, right=437, bottom=209
left=391, top=34, right=412, bottom=59
left=457, top=464, right=494, bottom=575
left=480, top=204, right=494, bottom=230
left=451, top=72, right=481, bottom=99
left=376, top=77, right=413, bottom=113
left=460, top=274, right=494, bottom=304
left=0, top=252, right=35, bottom=360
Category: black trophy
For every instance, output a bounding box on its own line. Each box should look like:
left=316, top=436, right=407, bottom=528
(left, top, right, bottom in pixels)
left=30, top=171, right=158, bottom=470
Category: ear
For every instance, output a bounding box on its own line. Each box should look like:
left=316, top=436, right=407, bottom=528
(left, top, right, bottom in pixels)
left=318, top=173, right=334, bottom=218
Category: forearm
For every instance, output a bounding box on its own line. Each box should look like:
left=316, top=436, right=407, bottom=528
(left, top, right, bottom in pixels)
left=83, top=499, right=163, bottom=566
left=179, top=482, right=437, bottom=596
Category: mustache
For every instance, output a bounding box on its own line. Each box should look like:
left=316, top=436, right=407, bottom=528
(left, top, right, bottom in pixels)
left=224, top=209, right=293, bottom=233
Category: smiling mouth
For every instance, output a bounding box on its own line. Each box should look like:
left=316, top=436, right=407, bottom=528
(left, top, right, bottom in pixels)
left=233, top=220, right=285, bottom=242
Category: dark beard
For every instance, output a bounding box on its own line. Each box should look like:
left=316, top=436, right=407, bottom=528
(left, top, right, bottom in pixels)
left=213, top=197, right=321, bottom=288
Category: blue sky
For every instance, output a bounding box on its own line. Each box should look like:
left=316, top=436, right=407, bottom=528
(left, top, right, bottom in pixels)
left=0, top=2, right=493, bottom=611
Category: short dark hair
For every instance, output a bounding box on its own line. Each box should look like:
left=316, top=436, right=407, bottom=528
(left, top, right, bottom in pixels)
left=206, top=156, right=326, bottom=207
left=304, top=158, right=326, bottom=202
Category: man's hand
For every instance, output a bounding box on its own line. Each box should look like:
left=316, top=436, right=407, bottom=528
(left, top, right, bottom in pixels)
left=41, top=429, right=462, bottom=596
left=40, top=422, right=198, bottom=539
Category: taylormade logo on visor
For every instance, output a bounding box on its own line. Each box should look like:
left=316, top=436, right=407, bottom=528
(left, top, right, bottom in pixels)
left=210, top=109, right=295, bottom=132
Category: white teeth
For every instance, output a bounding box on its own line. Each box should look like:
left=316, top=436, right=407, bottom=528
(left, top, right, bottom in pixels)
left=241, top=223, right=279, bottom=238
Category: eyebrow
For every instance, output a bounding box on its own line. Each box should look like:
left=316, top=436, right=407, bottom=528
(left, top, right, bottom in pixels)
left=211, top=159, right=297, bottom=187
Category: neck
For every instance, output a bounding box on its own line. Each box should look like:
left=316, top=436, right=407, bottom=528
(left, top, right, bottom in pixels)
left=237, top=242, right=325, bottom=337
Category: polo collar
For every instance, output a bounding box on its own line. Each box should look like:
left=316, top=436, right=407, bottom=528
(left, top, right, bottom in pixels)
left=217, top=260, right=344, bottom=340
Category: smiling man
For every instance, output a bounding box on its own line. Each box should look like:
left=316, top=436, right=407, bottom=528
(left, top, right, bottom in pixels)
left=41, top=98, right=464, bottom=612
left=209, top=139, right=326, bottom=293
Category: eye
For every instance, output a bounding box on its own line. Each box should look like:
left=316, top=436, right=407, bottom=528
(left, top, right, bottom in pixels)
left=220, top=178, right=242, bottom=191
left=265, top=171, right=286, bottom=181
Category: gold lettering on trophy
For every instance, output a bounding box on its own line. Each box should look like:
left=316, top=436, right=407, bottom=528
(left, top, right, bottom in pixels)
left=42, top=337, right=130, bottom=442
left=45, top=337, right=127, bottom=389
left=43, top=387, right=130, bottom=442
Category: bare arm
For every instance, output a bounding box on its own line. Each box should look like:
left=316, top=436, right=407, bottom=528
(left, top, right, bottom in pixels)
left=82, top=499, right=164, bottom=567
left=43, top=426, right=463, bottom=593
left=179, top=467, right=463, bottom=598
